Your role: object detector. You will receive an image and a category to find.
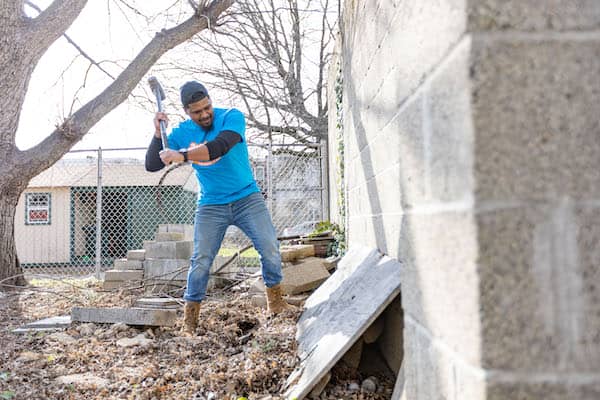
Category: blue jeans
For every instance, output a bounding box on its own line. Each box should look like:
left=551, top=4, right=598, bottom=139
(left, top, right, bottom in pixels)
left=183, top=191, right=283, bottom=302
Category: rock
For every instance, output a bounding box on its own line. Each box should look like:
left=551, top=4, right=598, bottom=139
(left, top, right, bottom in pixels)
left=348, top=382, right=360, bottom=391
left=361, top=376, right=378, bottom=393
left=16, top=351, right=43, bottom=362
left=108, top=322, right=129, bottom=334
left=116, top=333, right=153, bottom=347
left=55, top=373, right=110, bottom=389
left=47, top=332, right=77, bottom=345
left=78, top=323, right=96, bottom=336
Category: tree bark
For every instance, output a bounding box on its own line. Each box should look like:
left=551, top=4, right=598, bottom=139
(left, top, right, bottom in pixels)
left=0, top=190, right=26, bottom=286
left=0, top=0, right=235, bottom=287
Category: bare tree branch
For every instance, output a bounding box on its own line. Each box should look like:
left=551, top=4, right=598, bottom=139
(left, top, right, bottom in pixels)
left=26, top=0, right=88, bottom=54
left=25, top=0, right=115, bottom=80
left=16, top=0, right=236, bottom=181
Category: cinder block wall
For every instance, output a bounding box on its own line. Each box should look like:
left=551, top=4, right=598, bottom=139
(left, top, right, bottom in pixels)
left=332, top=0, right=600, bottom=398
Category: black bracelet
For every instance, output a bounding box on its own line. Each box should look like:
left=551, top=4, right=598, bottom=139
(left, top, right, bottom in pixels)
left=179, top=150, right=188, bottom=162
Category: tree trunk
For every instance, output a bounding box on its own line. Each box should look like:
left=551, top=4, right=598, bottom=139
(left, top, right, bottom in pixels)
left=0, top=0, right=235, bottom=286
left=0, top=190, right=26, bottom=287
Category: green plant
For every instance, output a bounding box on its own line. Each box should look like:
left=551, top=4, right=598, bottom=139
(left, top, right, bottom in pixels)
left=309, top=221, right=346, bottom=257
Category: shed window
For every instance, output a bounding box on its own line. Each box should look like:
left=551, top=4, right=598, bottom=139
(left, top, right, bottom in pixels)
left=26, top=193, right=51, bottom=225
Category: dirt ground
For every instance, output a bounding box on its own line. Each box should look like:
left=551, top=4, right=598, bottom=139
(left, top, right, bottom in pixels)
left=0, top=278, right=395, bottom=399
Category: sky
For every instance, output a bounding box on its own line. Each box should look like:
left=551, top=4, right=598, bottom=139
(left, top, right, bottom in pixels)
left=16, top=0, right=199, bottom=156
left=16, top=0, right=336, bottom=159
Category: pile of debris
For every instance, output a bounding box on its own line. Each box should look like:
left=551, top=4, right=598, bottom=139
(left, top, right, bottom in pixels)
left=2, top=224, right=403, bottom=399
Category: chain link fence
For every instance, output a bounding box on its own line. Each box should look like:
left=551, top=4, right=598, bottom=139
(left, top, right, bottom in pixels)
left=16, top=143, right=327, bottom=277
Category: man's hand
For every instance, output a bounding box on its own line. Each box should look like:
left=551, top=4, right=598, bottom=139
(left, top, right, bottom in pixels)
left=153, top=112, right=169, bottom=139
left=159, top=149, right=185, bottom=165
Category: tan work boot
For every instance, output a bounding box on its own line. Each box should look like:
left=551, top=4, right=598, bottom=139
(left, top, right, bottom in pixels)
left=181, top=301, right=201, bottom=336
left=265, top=284, right=296, bottom=314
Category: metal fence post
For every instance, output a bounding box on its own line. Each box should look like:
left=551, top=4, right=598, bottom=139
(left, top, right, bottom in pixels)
left=95, top=147, right=103, bottom=279
left=320, top=139, right=330, bottom=222
left=266, top=140, right=273, bottom=213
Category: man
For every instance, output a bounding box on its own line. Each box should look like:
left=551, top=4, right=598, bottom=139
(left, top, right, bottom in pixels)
left=145, top=81, right=293, bottom=336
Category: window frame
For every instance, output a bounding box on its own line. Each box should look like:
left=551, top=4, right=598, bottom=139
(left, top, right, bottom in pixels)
left=25, top=192, right=51, bottom=225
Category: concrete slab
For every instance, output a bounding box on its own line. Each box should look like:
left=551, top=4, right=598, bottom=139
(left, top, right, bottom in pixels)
left=134, top=298, right=180, bottom=309
left=113, top=258, right=143, bottom=270
left=104, top=270, right=143, bottom=281
left=12, top=315, right=71, bottom=334
left=155, top=232, right=184, bottom=242
left=303, top=246, right=382, bottom=310
left=283, top=246, right=401, bottom=399
left=71, top=307, right=177, bottom=326
left=281, top=258, right=331, bottom=295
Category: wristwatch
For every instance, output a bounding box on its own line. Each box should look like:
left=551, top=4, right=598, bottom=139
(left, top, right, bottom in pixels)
left=179, top=149, right=188, bottom=162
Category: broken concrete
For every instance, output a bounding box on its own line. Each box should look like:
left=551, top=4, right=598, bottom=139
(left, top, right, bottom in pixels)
left=12, top=315, right=71, bottom=334
left=71, top=307, right=177, bottom=326
left=280, top=257, right=330, bottom=295
left=284, top=246, right=401, bottom=399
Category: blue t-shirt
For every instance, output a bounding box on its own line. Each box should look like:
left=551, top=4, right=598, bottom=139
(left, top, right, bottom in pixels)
left=167, top=108, right=259, bottom=205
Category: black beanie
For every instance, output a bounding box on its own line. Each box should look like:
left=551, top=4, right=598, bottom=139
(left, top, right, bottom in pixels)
left=180, top=81, right=209, bottom=107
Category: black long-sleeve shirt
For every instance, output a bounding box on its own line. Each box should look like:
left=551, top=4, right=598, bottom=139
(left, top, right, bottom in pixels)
left=144, top=130, right=242, bottom=172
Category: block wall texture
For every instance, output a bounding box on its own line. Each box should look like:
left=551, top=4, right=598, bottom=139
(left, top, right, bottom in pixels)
left=334, top=0, right=600, bottom=398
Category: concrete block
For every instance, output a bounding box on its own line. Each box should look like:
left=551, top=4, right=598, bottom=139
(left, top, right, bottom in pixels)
left=134, top=298, right=180, bottom=309
left=363, top=316, right=384, bottom=344
left=341, top=338, right=364, bottom=370
left=155, top=232, right=184, bottom=242
left=471, top=39, right=600, bottom=202
left=323, top=256, right=340, bottom=271
left=402, top=317, right=487, bottom=400
left=102, top=280, right=141, bottom=290
left=144, top=259, right=189, bottom=281
left=143, top=240, right=193, bottom=260
left=574, top=205, right=600, bottom=365
left=309, top=372, right=331, bottom=398
left=426, top=37, right=474, bottom=203
left=281, top=257, right=330, bottom=295
left=395, top=210, right=481, bottom=366
left=126, top=250, right=146, bottom=261
left=104, top=270, right=143, bottom=282
left=71, top=307, right=177, bottom=326
left=477, top=204, right=600, bottom=371
left=158, top=224, right=194, bottom=240
left=113, top=258, right=143, bottom=270
left=487, top=381, right=600, bottom=400
left=379, top=295, right=404, bottom=374
left=280, top=244, right=315, bottom=262
left=468, top=1, right=600, bottom=31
